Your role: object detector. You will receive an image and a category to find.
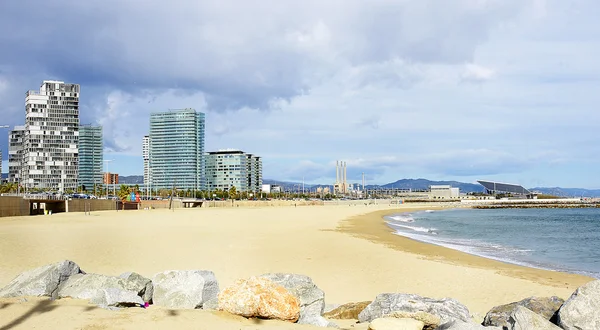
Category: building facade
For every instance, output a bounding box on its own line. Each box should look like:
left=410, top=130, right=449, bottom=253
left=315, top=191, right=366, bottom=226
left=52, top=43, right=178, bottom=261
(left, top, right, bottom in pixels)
left=8, top=126, right=25, bottom=184
left=206, top=150, right=262, bottom=193
left=22, top=81, right=80, bottom=191
left=103, top=172, right=119, bottom=184
left=142, top=135, right=150, bottom=189
left=78, top=125, right=103, bottom=192
left=149, top=109, right=205, bottom=191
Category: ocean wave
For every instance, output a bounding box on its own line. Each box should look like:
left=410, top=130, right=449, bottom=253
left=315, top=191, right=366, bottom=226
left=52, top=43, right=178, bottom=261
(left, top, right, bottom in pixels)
left=387, top=214, right=415, bottom=223
left=386, top=222, right=438, bottom=235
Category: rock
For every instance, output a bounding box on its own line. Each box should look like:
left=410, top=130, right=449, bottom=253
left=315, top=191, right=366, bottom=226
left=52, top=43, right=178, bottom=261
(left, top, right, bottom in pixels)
left=152, top=270, right=219, bottom=309
left=368, top=317, right=424, bottom=330
left=58, top=273, right=145, bottom=308
left=358, top=293, right=470, bottom=324
left=557, top=280, right=600, bottom=330
left=90, top=288, right=144, bottom=308
left=203, top=297, right=219, bottom=310
left=483, top=296, right=564, bottom=327
left=0, top=260, right=82, bottom=299
left=384, top=311, right=440, bottom=330
left=218, top=276, right=300, bottom=322
left=324, top=303, right=341, bottom=314
left=507, top=306, right=561, bottom=330
left=324, top=301, right=371, bottom=319
left=119, top=272, right=153, bottom=303
left=260, top=273, right=336, bottom=327
left=436, top=319, right=501, bottom=330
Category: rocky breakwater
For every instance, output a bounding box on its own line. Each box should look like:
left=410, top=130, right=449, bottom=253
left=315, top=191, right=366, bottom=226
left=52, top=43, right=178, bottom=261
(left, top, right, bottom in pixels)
left=3, top=261, right=600, bottom=330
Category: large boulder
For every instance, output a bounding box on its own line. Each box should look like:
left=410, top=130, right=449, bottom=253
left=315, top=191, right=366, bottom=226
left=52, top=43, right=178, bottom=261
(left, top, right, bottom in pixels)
left=358, top=293, right=470, bottom=324
left=557, top=280, right=600, bottom=330
left=323, top=301, right=371, bottom=319
left=58, top=273, right=145, bottom=308
left=483, top=296, right=564, bottom=327
left=218, top=276, right=300, bottom=322
left=436, top=320, right=501, bottom=330
left=384, top=311, right=440, bottom=330
left=119, top=272, right=153, bottom=303
left=260, top=273, right=336, bottom=327
left=368, top=317, right=424, bottom=330
left=0, top=260, right=82, bottom=299
left=507, top=306, right=561, bottom=330
left=152, top=270, right=219, bottom=309
left=90, top=288, right=144, bottom=308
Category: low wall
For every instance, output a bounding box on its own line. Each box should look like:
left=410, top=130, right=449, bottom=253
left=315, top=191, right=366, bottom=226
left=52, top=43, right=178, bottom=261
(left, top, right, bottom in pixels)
left=67, top=199, right=118, bottom=212
left=141, top=200, right=183, bottom=209
left=0, top=196, right=30, bottom=217
left=206, top=200, right=324, bottom=208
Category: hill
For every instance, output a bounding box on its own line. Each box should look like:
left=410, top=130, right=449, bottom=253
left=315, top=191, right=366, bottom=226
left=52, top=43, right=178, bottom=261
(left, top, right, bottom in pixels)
left=531, top=187, right=600, bottom=198
left=119, top=175, right=144, bottom=184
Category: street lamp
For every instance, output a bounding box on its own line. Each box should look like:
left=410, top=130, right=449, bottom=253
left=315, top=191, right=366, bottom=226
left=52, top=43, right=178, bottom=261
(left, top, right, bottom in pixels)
left=103, top=159, right=113, bottom=199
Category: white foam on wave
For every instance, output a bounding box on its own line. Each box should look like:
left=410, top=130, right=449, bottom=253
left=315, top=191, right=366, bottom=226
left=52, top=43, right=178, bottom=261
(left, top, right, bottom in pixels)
left=424, top=210, right=435, bottom=213
left=386, top=222, right=438, bottom=235
left=387, top=215, right=414, bottom=223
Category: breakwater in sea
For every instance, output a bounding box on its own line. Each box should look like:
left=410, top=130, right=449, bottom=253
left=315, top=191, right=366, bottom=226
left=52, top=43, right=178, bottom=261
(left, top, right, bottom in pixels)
left=472, top=202, right=600, bottom=209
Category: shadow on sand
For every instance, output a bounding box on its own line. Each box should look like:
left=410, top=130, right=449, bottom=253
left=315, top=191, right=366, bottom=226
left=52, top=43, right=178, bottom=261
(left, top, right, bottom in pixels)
left=0, top=299, right=98, bottom=330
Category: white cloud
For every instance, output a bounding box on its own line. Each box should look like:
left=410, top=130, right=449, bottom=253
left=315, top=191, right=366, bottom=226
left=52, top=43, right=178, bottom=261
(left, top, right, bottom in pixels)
left=461, top=63, right=496, bottom=83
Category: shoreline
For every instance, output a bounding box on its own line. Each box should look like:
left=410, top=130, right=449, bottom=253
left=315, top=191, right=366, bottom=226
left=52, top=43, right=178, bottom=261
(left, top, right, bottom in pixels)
left=336, top=206, right=593, bottom=290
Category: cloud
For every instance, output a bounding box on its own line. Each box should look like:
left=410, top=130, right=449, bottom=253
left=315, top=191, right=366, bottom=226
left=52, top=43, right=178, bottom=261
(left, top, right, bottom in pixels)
left=2, top=0, right=600, bottom=188
left=461, top=63, right=496, bottom=83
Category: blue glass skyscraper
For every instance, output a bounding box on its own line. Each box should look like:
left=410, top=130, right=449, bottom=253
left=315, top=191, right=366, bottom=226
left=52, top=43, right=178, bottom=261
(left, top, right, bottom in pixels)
left=149, top=109, right=205, bottom=191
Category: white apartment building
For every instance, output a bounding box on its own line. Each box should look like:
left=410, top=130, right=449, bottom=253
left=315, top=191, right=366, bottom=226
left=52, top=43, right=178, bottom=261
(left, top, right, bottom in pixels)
left=22, top=80, right=80, bottom=191
left=206, top=150, right=262, bottom=193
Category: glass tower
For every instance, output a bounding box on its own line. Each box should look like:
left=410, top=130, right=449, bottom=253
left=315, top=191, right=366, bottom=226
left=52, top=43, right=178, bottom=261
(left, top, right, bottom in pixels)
left=149, top=109, right=205, bottom=191
left=206, top=150, right=262, bottom=192
left=78, top=125, right=103, bottom=193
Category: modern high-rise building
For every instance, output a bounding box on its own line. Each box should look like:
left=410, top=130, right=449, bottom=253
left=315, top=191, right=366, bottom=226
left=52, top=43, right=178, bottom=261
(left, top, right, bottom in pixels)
left=206, top=150, right=262, bottom=193
left=142, top=135, right=150, bottom=188
left=8, top=126, right=25, bottom=184
left=78, top=125, right=103, bottom=192
left=148, top=109, right=205, bottom=191
left=21, top=80, right=80, bottom=191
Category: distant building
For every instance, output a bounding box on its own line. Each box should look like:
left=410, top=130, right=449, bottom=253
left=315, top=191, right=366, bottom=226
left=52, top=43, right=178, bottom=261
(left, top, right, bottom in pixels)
left=149, top=109, right=206, bottom=191
left=262, top=184, right=281, bottom=194
left=142, top=135, right=150, bottom=189
left=78, top=125, right=103, bottom=192
left=8, top=126, right=25, bottom=184
left=429, top=185, right=460, bottom=199
left=206, top=150, right=262, bottom=192
left=22, top=80, right=80, bottom=191
left=103, top=172, right=119, bottom=185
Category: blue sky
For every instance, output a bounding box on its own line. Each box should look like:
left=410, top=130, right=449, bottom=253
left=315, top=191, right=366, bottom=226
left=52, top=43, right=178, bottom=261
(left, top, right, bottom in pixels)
left=1, top=0, right=599, bottom=188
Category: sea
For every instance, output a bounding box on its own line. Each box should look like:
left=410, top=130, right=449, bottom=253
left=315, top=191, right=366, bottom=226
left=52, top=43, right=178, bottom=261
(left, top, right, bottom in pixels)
left=384, top=208, right=600, bottom=278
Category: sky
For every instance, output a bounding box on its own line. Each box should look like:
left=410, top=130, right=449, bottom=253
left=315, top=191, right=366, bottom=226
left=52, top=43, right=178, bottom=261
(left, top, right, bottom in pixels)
left=1, top=0, right=599, bottom=188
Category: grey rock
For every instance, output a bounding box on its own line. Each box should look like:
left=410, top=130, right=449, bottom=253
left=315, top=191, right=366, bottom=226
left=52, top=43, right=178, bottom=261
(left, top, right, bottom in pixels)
left=119, top=272, right=153, bottom=303
left=557, top=280, right=600, bottom=330
left=436, top=319, right=501, bottom=330
left=58, top=273, right=145, bottom=308
left=0, top=260, right=82, bottom=299
left=90, top=288, right=144, bottom=308
left=483, top=296, right=564, bottom=327
left=202, top=297, right=219, bottom=310
left=152, top=270, right=219, bottom=309
left=358, top=293, right=470, bottom=324
left=260, top=273, right=336, bottom=327
left=508, top=306, right=561, bottom=330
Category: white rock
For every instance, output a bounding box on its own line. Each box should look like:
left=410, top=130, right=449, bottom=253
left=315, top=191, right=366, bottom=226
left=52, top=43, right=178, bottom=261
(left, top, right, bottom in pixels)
left=152, top=270, right=219, bottom=309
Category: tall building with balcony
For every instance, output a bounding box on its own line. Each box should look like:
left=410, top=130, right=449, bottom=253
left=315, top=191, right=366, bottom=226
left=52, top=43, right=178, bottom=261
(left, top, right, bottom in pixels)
left=8, top=126, right=25, bottom=184
left=142, top=135, right=150, bottom=188
left=148, top=109, right=205, bottom=191
left=78, top=125, right=103, bottom=192
left=206, top=150, right=262, bottom=193
left=23, top=81, right=80, bottom=191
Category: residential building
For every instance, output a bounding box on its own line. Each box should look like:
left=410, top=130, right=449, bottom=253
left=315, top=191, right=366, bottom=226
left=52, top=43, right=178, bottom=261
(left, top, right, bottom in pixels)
left=142, top=135, right=150, bottom=188
left=78, top=125, right=103, bottom=192
left=22, top=80, right=80, bottom=191
left=8, top=126, right=25, bottom=184
left=206, top=149, right=263, bottom=193
left=149, top=109, right=205, bottom=191
left=103, top=172, right=119, bottom=184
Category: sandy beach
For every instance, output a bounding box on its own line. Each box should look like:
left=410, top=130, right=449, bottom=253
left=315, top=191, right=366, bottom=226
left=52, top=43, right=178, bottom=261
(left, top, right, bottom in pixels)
left=0, top=204, right=593, bottom=329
